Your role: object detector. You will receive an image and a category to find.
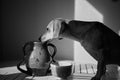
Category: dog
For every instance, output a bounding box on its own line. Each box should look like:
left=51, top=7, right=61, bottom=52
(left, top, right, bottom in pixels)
left=40, top=18, right=120, bottom=80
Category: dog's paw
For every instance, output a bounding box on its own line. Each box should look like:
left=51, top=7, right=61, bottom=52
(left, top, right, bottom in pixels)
left=91, top=76, right=101, bottom=80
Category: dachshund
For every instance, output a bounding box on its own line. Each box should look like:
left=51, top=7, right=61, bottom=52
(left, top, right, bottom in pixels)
left=40, top=18, right=120, bottom=80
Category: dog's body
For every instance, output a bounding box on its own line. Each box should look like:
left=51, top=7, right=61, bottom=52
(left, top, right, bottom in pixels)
left=41, top=18, right=120, bottom=80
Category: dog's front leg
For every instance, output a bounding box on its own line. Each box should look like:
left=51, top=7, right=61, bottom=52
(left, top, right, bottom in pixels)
left=91, top=59, right=106, bottom=80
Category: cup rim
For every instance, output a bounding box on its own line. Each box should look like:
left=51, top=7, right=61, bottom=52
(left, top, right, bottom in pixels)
left=50, top=60, right=73, bottom=67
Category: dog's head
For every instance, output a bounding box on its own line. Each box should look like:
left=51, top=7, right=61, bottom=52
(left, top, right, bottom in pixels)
left=40, top=18, right=68, bottom=42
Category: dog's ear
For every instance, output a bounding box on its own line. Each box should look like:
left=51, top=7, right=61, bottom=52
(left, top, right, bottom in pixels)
left=58, top=21, right=67, bottom=40
left=60, top=21, right=68, bottom=34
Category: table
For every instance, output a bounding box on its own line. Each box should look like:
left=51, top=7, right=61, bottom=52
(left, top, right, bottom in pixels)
left=1, top=61, right=120, bottom=80
left=0, top=61, right=96, bottom=80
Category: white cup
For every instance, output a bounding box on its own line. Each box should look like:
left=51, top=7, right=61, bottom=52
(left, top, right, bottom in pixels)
left=50, top=60, right=73, bottom=79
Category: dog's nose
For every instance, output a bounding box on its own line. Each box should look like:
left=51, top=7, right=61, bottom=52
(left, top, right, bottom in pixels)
left=38, top=35, right=42, bottom=42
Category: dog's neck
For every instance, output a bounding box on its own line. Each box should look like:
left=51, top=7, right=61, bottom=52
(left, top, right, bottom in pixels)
left=60, top=29, right=84, bottom=42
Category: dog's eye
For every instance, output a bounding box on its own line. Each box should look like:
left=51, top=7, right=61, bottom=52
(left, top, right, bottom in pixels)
left=46, top=28, right=50, bottom=32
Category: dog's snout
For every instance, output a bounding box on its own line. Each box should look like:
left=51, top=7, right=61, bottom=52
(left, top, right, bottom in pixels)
left=41, top=36, right=45, bottom=41
left=40, top=35, right=46, bottom=42
left=39, top=35, right=45, bottom=42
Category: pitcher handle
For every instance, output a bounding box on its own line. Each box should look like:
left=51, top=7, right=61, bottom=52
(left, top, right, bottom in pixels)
left=17, top=41, right=34, bottom=76
left=17, top=57, right=32, bottom=76
left=23, top=41, right=34, bottom=56
left=47, top=43, right=57, bottom=63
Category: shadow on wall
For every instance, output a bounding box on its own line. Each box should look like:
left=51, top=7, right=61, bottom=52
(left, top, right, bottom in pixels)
left=88, top=0, right=120, bottom=33
left=51, top=39, right=74, bottom=60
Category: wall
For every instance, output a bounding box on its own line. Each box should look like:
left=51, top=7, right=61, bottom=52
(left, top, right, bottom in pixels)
left=88, top=0, right=120, bottom=33
left=1, top=0, right=74, bottom=61
left=2, top=0, right=120, bottom=62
